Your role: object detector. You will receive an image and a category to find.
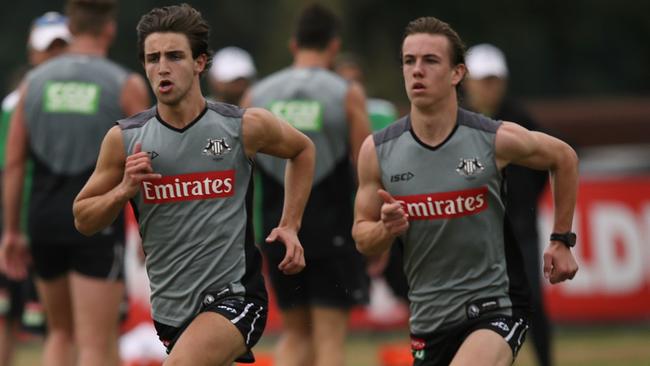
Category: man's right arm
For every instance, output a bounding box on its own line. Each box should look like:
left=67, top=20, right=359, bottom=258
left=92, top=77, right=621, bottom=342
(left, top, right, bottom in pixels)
left=352, top=136, right=408, bottom=256
left=2, top=84, right=28, bottom=236
left=73, top=126, right=160, bottom=235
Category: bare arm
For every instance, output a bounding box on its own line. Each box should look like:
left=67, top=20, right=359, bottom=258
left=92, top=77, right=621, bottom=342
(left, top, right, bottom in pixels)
left=345, top=81, right=371, bottom=168
left=73, top=126, right=160, bottom=235
left=352, top=136, right=409, bottom=256
left=0, top=84, right=30, bottom=279
left=496, top=121, right=579, bottom=283
left=2, top=84, right=28, bottom=236
left=243, top=107, right=315, bottom=274
left=120, top=73, right=150, bottom=116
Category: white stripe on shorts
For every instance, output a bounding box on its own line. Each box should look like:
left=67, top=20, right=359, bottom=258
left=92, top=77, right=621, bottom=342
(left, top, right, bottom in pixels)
left=231, top=302, right=253, bottom=325
left=246, top=305, right=264, bottom=345
left=516, top=323, right=529, bottom=347
left=504, top=318, right=523, bottom=342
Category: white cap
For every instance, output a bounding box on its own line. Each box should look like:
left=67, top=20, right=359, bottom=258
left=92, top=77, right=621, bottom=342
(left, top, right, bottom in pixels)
left=465, top=43, right=508, bottom=79
left=209, top=47, right=256, bottom=82
left=29, top=12, right=71, bottom=51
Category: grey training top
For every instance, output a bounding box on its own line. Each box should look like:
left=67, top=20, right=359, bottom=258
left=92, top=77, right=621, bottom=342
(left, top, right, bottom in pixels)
left=119, top=101, right=265, bottom=326
left=23, top=54, right=128, bottom=243
left=374, top=108, right=529, bottom=334
left=250, top=67, right=349, bottom=185
left=25, top=54, right=128, bottom=174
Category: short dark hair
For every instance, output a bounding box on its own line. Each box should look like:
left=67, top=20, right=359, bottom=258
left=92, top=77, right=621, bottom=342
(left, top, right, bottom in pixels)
left=136, top=3, right=213, bottom=72
left=65, top=0, right=117, bottom=36
left=402, top=17, right=466, bottom=66
left=294, top=4, right=340, bottom=50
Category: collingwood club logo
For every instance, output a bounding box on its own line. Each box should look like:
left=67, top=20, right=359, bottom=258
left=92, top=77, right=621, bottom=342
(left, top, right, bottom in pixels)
left=203, top=138, right=231, bottom=160
left=456, top=157, right=484, bottom=178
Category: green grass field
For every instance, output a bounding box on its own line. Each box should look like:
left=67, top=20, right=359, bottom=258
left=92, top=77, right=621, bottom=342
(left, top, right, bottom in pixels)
left=12, top=326, right=650, bottom=365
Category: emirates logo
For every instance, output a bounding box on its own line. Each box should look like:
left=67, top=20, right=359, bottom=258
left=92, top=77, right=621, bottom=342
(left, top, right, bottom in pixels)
left=141, top=170, right=235, bottom=204
left=394, top=186, right=488, bottom=221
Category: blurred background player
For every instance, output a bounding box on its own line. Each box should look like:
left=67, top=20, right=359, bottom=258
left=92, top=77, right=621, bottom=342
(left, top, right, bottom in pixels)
left=335, top=53, right=398, bottom=131
left=243, top=4, right=372, bottom=366
left=334, top=53, right=410, bottom=324
left=463, top=43, right=553, bottom=366
left=0, top=0, right=149, bottom=365
left=208, top=46, right=256, bottom=106
left=0, top=11, right=70, bottom=366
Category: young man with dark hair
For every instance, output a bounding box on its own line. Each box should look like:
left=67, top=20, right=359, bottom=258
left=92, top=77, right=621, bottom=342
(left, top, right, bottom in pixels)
left=0, top=0, right=150, bottom=365
left=73, top=4, right=315, bottom=366
left=352, top=16, right=579, bottom=366
left=242, top=4, right=371, bottom=366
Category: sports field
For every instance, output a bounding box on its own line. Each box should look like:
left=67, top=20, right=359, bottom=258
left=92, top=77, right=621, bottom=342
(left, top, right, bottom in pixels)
left=11, top=326, right=650, bottom=365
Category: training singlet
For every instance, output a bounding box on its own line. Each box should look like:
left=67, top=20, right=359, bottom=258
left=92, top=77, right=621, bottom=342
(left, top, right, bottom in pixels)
left=23, top=54, right=128, bottom=243
left=250, top=67, right=355, bottom=258
left=374, top=108, right=530, bottom=334
left=119, top=101, right=266, bottom=326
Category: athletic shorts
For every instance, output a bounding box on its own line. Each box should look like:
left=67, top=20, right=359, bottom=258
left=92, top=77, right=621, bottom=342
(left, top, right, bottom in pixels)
left=0, top=273, right=45, bottom=333
left=265, top=249, right=369, bottom=310
left=30, top=238, right=125, bottom=281
left=410, top=313, right=529, bottom=365
left=0, top=275, right=25, bottom=321
left=153, top=288, right=267, bottom=364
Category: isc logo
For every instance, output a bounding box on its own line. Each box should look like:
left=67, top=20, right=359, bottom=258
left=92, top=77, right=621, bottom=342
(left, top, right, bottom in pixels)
left=391, top=172, right=414, bottom=182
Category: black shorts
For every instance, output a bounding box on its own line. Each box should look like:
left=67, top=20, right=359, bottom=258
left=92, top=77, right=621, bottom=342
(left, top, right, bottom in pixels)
left=0, top=273, right=45, bottom=333
left=411, top=314, right=529, bottom=365
left=0, top=274, right=26, bottom=321
left=265, top=249, right=369, bottom=310
left=30, top=238, right=125, bottom=281
left=154, top=288, right=268, bottom=364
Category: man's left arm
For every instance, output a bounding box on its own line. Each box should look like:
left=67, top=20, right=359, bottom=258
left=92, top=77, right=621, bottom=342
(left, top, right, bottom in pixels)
left=242, top=107, right=315, bottom=275
left=0, top=84, right=30, bottom=279
left=495, top=121, right=579, bottom=284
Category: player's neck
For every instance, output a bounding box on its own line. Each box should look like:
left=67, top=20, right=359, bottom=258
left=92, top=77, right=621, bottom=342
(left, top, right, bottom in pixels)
left=157, top=87, right=206, bottom=129
left=410, top=96, right=458, bottom=146
left=293, top=50, right=331, bottom=69
left=67, top=35, right=109, bottom=57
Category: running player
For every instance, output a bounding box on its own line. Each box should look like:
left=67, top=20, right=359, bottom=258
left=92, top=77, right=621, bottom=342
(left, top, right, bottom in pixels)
left=352, top=17, right=579, bottom=366
left=463, top=43, right=554, bottom=366
left=0, top=1, right=150, bottom=365
left=242, top=4, right=371, bottom=366
left=0, top=11, right=70, bottom=365
left=73, top=4, right=315, bottom=366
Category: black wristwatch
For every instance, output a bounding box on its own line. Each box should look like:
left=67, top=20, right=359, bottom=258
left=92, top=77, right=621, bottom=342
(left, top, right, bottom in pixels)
left=550, top=232, right=577, bottom=248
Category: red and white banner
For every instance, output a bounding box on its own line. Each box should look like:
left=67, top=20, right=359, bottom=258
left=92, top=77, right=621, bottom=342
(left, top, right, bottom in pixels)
left=539, top=176, right=650, bottom=321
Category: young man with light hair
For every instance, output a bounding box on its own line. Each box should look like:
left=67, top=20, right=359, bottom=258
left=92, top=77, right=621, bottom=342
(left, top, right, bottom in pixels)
left=353, top=17, right=578, bottom=366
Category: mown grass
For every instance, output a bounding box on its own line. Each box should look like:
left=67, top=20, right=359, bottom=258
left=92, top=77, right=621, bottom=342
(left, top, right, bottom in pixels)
left=12, top=326, right=650, bottom=366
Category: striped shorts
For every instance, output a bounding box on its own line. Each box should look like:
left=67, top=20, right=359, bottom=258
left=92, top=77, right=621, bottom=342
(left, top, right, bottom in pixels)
left=411, top=314, right=529, bottom=365
left=154, top=290, right=267, bottom=364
